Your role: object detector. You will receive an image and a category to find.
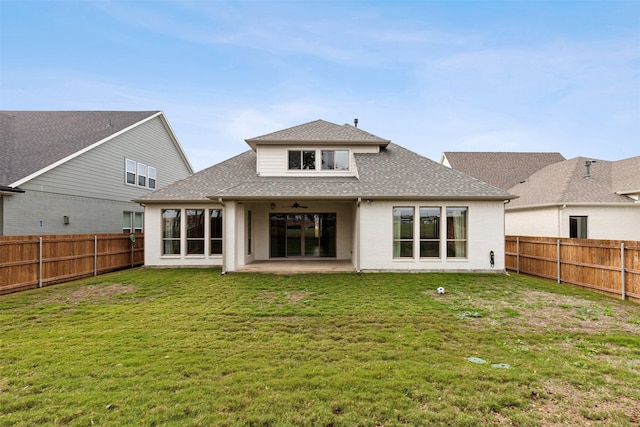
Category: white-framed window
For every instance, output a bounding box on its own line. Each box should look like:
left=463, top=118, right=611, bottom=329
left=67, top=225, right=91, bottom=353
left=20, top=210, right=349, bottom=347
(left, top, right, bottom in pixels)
left=420, top=207, right=441, bottom=258
left=569, top=216, right=588, bottom=238
left=186, top=209, right=205, bottom=255
left=162, top=209, right=181, bottom=255
left=288, top=150, right=316, bottom=170
left=123, top=211, right=144, bottom=233
left=160, top=208, right=223, bottom=257
left=210, top=209, right=223, bottom=255
left=321, top=150, right=349, bottom=170
left=125, top=158, right=156, bottom=189
left=137, top=163, right=147, bottom=187
left=393, top=207, right=414, bottom=258
left=287, top=149, right=350, bottom=172
left=392, top=205, right=468, bottom=260
left=148, top=167, right=156, bottom=189
left=126, top=159, right=136, bottom=185
left=446, top=207, right=468, bottom=258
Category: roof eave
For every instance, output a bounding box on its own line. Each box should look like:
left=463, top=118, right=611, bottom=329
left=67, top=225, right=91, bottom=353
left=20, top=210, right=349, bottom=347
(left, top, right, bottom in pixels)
left=0, top=186, right=25, bottom=195
left=507, top=201, right=640, bottom=211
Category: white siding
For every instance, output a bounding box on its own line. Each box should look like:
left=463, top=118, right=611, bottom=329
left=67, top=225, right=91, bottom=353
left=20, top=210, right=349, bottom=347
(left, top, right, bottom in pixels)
left=256, top=145, right=377, bottom=177
left=359, top=200, right=506, bottom=272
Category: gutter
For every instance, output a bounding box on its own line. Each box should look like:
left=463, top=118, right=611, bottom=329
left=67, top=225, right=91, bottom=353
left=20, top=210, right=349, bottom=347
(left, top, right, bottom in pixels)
left=506, top=201, right=640, bottom=211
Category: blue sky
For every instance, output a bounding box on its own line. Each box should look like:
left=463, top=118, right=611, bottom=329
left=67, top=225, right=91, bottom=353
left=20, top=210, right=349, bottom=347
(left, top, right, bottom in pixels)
left=1, top=0, right=638, bottom=172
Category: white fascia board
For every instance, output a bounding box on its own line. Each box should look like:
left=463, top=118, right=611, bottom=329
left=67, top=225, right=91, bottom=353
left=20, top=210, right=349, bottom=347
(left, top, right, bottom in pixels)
left=10, top=112, right=167, bottom=188
left=507, top=202, right=640, bottom=211
left=155, top=111, right=195, bottom=174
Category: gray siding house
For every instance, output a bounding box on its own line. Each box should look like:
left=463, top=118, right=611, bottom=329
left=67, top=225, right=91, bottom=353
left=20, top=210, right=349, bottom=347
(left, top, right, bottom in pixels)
left=0, top=111, right=193, bottom=235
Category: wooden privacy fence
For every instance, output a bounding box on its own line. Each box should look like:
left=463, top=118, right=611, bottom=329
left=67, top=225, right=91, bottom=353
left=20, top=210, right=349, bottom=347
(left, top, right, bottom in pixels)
left=0, top=233, right=144, bottom=295
left=506, top=236, right=640, bottom=303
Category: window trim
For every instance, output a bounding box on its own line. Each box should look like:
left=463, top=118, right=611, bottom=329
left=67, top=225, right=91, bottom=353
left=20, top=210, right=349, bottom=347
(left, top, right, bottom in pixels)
left=393, top=206, right=415, bottom=259
left=161, top=209, right=181, bottom=256
left=148, top=167, right=157, bottom=189
left=446, top=207, right=468, bottom=259
left=125, top=159, right=136, bottom=185
left=321, top=149, right=350, bottom=171
left=419, top=206, right=441, bottom=258
left=125, top=158, right=156, bottom=189
left=287, top=149, right=316, bottom=170
left=569, top=216, right=588, bottom=238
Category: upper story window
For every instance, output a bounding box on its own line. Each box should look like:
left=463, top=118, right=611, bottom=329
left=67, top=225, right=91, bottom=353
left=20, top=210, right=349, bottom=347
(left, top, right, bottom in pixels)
left=148, top=167, right=156, bottom=189
left=287, top=149, right=349, bottom=172
left=138, top=164, right=147, bottom=187
left=321, top=150, right=349, bottom=170
left=126, top=159, right=136, bottom=184
left=126, top=158, right=156, bottom=189
left=288, top=150, right=316, bottom=170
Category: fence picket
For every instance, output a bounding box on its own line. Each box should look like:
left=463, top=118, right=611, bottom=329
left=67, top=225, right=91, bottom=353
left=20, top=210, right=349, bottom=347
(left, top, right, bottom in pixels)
left=506, top=236, right=639, bottom=303
left=0, top=233, right=144, bottom=295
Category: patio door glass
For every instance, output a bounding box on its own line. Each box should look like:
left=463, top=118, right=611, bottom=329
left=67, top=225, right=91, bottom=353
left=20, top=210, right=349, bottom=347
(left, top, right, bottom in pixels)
left=270, top=213, right=336, bottom=258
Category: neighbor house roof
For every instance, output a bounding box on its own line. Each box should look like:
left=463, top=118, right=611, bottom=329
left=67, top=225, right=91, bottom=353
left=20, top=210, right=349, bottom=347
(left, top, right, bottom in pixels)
left=137, top=141, right=516, bottom=203
left=442, top=152, right=566, bottom=191
left=507, top=156, right=640, bottom=208
left=0, top=110, right=189, bottom=188
left=245, top=119, right=390, bottom=150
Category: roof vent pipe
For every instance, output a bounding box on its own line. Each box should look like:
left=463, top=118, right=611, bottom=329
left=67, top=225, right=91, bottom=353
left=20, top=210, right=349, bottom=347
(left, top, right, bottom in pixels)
left=585, top=160, right=596, bottom=178
left=354, top=118, right=358, bottom=127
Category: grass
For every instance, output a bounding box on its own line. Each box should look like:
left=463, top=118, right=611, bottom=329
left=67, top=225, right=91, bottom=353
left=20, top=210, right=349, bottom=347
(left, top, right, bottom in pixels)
left=0, top=269, right=639, bottom=426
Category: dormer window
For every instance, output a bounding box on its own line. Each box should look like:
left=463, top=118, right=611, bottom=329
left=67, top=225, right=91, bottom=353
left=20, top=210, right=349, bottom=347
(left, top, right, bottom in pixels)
left=321, top=150, right=349, bottom=170
left=288, top=150, right=316, bottom=170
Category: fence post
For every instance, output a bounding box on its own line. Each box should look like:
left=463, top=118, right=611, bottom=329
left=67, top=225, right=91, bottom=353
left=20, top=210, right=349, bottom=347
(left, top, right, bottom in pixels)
left=557, top=239, right=561, bottom=284
left=38, top=237, right=43, bottom=288
left=621, top=242, right=626, bottom=301
left=94, top=235, right=98, bottom=276
left=131, top=236, right=134, bottom=268
left=516, top=237, right=520, bottom=274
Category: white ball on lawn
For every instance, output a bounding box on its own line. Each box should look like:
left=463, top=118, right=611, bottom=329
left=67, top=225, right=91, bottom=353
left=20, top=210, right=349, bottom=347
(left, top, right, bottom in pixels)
left=437, top=287, right=445, bottom=294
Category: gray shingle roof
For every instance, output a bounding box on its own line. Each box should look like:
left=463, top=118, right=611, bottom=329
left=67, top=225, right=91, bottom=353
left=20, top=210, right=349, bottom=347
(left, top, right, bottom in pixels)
left=0, top=111, right=160, bottom=186
left=245, top=119, right=390, bottom=149
left=508, top=156, right=640, bottom=207
left=443, top=152, right=566, bottom=191
left=138, top=142, right=515, bottom=202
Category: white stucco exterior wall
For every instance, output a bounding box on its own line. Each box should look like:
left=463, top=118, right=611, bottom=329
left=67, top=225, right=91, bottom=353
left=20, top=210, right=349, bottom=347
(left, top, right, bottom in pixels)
left=506, top=205, right=640, bottom=240
left=143, top=203, right=224, bottom=268
left=358, top=200, right=506, bottom=272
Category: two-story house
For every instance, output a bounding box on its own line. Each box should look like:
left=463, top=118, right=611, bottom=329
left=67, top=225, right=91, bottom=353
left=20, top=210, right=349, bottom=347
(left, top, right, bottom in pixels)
left=0, top=111, right=193, bottom=235
left=137, top=119, right=515, bottom=273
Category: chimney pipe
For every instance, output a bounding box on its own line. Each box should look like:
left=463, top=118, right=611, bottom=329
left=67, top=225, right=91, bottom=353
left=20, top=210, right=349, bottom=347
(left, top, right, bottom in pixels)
left=585, top=160, right=596, bottom=178
left=354, top=118, right=358, bottom=127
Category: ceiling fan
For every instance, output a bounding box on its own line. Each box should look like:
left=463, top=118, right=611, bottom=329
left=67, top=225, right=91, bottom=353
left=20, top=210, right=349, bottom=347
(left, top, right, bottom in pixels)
left=283, top=202, right=308, bottom=209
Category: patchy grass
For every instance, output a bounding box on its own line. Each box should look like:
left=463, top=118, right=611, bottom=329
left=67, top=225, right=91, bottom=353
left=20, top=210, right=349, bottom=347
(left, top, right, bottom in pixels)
left=0, top=269, right=639, bottom=426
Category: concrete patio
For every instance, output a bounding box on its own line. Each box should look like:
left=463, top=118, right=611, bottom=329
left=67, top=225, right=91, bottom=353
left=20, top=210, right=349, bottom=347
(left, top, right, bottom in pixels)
left=234, top=260, right=356, bottom=274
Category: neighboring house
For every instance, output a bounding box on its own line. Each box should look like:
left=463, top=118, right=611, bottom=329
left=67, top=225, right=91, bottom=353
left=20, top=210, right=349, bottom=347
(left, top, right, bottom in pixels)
left=505, top=156, right=640, bottom=240
left=441, top=152, right=565, bottom=191
left=0, top=111, right=193, bottom=235
left=442, top=152, right=640, bottom=240
left=137, top=119, right=516, bottom=273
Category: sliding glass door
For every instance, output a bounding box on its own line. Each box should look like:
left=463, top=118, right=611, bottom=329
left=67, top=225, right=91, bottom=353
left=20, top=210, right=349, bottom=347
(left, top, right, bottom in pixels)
left=270, top=213, right=336, bottom=258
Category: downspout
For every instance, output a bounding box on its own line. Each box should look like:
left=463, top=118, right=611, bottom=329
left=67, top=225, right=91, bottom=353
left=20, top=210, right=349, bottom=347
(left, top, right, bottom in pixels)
left=356, top=197, right=361, bottom=274
left=218, top=198, right=226, bottom=275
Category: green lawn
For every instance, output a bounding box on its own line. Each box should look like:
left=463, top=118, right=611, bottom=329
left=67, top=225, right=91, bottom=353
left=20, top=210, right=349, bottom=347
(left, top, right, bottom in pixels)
left=1, top=269, right=639, bottom=426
